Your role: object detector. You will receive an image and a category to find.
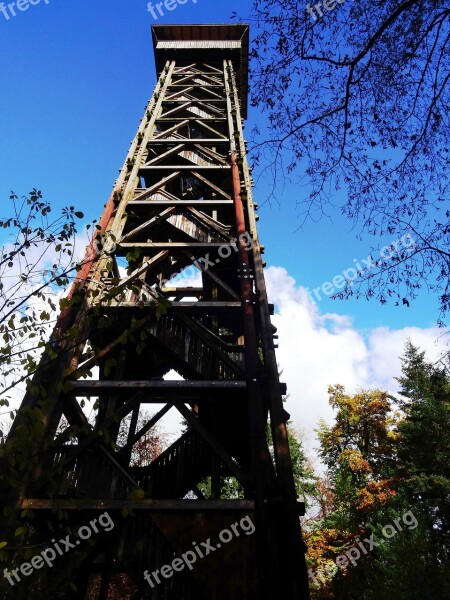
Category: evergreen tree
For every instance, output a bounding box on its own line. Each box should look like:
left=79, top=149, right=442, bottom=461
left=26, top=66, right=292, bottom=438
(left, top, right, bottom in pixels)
left=394, top=341, right=450, bottom=597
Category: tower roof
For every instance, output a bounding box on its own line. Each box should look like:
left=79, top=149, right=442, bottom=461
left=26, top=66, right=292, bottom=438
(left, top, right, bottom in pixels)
left=152, top=24, right=249, bottom=118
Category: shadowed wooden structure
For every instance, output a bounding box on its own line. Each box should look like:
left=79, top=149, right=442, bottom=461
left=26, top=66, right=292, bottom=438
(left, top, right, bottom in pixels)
left=1, top=24, right=310, bottom=600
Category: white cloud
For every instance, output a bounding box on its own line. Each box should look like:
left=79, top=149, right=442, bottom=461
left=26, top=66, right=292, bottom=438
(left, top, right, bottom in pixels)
left=265, top=266, right=445, bottom=452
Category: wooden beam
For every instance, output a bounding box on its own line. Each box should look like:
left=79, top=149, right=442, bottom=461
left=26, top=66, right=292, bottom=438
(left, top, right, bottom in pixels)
left=70, top=380, right=246, bottom=396
left=167, top=86, right=224, bottom=89
left=118, top=242, right=230, bottom=249
left=191, top=144, right=228, bottom=164
left=132, top=171, right=182, bottom=202
left=166, top=301, right=241, bottom=309
left=127, top=200, right=233, bottom=207
left=120, top=208, right=176, bottom=243
left=163, top=99, right=226, bottom=104
left=61, top=394, right=90, bottom=428
left=166, top=86, right=195, bottom=100
left=191, top=119, right=228, bottom=138
left=140, top=165, right=230, bottom=170
left=148, top=138, right=230, bottom=144
left=160, top=286, right=203, bottom=295
left=176, top=403, right=250, bottom=491
left=21, top=498, right=255, bottom=511
left=185, top=253, right=239, bottom=301
left=153, top=118, right=190, bottom=138
left=119, top=403, right=173, bottom=454
left=187, top=206, right=231, bottom=238
left=108, top=251, right=168, bottom=292
left=161, top=101, right=194, bottom=119
left=28, top=392, right=145, bottom=495
left=143, top=144, right=185, bottom=167
left=97, top=445, right=141, bottom=489
left=104, top=301, right=242, bottom=311
left=191, top=170, right=231, bottom=199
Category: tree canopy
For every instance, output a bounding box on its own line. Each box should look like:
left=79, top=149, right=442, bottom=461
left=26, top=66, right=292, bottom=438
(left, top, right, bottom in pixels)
left=0, top=190, right=84, bottom=433
left=306, top=343, right=450, bottom=598
left=246, top=0, right=450, bottom=323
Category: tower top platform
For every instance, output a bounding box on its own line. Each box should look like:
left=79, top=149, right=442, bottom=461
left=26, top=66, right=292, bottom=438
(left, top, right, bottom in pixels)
left=152, top=24, right=249, bottom=117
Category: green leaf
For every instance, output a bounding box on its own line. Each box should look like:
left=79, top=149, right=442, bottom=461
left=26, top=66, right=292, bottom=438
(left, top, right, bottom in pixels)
left=131, top=488, right=145, bottom=500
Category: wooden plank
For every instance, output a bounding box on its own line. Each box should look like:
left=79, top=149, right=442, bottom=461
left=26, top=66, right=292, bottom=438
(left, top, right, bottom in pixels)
left=118, top=242, right=229, bottom=248
left=62, top=395, right=90, bottom=428
left=160, top=286, right=203, bottom=294
left=191, top=144, right=228, bottom=165
left=161, top=101, right=194, bottom=119
left=198, top=62, right=224, bottom=75
left=168, top=301, right=241, bottom=309
left=21, top=499, right=255, bottom=511
left=132, top=171, right=182, bottom=202
left=143, top=143, right=185, bottom=166
left=70, top=380, right=247, bottom=395
left=191, top=170, right=232, bottom=199
left=170, top=74, right=196, bottom=86
left=168, top=84, right=224, bottom=88
left=148, top=139, right=230, bottom=144
left=140, top=165, right=230, bottom=170
left=156, top=118, right=227, bottom=122
left=100, top=301, right=236, bottom=313
left=192, top=120, right=229, bottom=138
left=153, top=119, right=190, bottom=139
left=174, top=86, right=224, bottom=100
left=120, top=208, right=176, bottom=243
left=131, top=187, right=181, bottom=203
left=173, top=63, right=197, bottom=73
left=128, top=200, right=233, bottom=206
left=166, top=86, right=195, bottom=100
left=107, top=251, right=168, bottom=293
left=175, top=311, right=245, bottom=377
left=187, top=206, right=231, bottom=238
left=163, top=99, right=226, bottom=104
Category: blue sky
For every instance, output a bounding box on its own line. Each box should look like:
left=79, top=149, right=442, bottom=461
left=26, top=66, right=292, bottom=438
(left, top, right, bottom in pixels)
left=0, top=0, right=435, bottom=334
left=0, top=0, right=441, bottom=440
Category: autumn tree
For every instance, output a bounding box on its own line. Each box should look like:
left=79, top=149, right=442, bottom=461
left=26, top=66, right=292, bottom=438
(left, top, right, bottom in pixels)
left=332, top=342, right=450, bottom=598
left=245, top=0, right=450, bottom=322
left=305, top=386, right=401, bottom=597
left=307, top=345, right=450, bottom=598
left=117, top=409, right=168, bottom=468
left=317, top=385, right=399, bottom=519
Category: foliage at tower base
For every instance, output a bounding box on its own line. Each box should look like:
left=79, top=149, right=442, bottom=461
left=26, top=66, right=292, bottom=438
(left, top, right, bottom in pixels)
left=305, top=341, right=450, bottom=598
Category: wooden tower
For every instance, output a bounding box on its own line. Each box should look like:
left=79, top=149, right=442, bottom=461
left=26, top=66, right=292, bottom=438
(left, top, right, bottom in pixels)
left=1, top=24, right=310, bottom=600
